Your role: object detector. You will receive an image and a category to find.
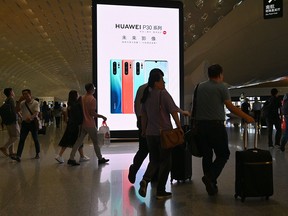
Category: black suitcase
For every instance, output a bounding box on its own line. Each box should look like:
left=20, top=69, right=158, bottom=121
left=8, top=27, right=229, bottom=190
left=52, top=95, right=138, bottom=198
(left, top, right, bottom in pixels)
left=170, top=125, right=192, bottom=183
left=234, top=124, right=273, bottom=202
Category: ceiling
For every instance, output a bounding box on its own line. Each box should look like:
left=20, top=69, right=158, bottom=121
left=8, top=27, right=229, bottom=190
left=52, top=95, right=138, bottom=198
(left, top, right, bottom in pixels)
left=0, top=0, right=286, bottom=102
left=183, top=0, right=244, bottom=49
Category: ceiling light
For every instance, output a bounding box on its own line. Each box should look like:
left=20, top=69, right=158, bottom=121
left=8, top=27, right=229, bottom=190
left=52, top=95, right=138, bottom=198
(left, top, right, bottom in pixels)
left=233, top=1, right=243, bottom=9
left=216, top=0, right=224, bottom=9
left=25, top=9, right=34, bottom=16
left=189, top=24, right=196, bottom=31
left=202, top=27, right=210, bottom=34
left=194, top=0, right=204, bottom=9
left=201, top=13, right=208, bottom=21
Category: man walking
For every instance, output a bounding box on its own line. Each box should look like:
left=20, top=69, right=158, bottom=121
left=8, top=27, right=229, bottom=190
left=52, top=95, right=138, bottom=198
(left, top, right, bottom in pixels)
left=195, top=64, right=254, bottom=196
left=0, top=88, right=19, bottom=157
left=128, top=83, right=149, bottom=183
left=265, top=88, right=282, bottom=148
left=68, top=83, right=109, bottom=166
left=11, top=89, right=41, bottom=162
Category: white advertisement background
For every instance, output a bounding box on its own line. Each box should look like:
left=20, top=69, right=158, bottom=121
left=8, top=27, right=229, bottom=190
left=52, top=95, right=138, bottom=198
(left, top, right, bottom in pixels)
left=96, top=4, right=180, bottom=130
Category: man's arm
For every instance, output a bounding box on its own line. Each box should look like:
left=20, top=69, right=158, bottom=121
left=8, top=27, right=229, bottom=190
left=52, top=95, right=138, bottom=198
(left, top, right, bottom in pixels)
left=225, top=100, right=254, bottom=123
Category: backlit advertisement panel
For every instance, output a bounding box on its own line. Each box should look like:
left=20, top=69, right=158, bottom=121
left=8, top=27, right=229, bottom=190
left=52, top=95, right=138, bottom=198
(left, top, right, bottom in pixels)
left=93, top=0, right=183, bottom=137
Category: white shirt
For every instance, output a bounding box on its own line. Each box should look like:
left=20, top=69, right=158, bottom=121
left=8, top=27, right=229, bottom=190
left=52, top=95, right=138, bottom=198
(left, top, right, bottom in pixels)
left=19, top=99, right=40, bottom=121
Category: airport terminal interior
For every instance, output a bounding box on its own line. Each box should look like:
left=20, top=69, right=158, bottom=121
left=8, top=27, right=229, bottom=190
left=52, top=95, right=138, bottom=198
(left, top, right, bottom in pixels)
left=1, top=0, right=288, bottom=215
left=1, top=122, right=288, bottom=216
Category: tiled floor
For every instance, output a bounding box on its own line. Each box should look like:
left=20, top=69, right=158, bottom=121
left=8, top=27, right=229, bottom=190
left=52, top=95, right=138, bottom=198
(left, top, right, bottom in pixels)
left=0, top=124, right=288, bottom=216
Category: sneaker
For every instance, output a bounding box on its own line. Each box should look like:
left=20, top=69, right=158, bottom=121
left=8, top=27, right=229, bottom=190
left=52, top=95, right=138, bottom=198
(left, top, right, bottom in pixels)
left=98, top=157, right=109, bottom=164
left=202, top=176, right=217, bottom=196
left=280, top=145, right=285, bottom=152
left=55, top=155, right=64, bottom=163
left=79, top=155, right=90, bottom=162
left=156, top=191, right=172, bottom=200
left=11, top=155, right=21, bottom=162
left=138, top=180, right=147, bottom=198
left=34, top=154, right=40, bottom=159
left=0, top=147, right=9, bottom=157
left=67, top=159, right=80, bottom=166
left=128, top=165, right=136, bottom=184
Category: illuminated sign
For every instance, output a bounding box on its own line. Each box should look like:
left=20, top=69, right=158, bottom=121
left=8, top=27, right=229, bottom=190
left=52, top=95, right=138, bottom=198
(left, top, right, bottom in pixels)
left=264, top=0, right=283, bottom=19
left=93, top=0, right=183, bottom=137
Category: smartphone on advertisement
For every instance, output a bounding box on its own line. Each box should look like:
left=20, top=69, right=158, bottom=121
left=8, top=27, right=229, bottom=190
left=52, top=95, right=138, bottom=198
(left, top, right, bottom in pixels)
left=110, top=59, right=122, bottom=114
left=133, top=60, right=145, bottom=100
left=122, top=60, right=134, bottom=114
left=144, top=60, right=169, bottom=90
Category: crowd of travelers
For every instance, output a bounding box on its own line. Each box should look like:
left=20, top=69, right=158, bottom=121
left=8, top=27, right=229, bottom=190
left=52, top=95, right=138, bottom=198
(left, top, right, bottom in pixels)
left=0, top=64, right=287, bottom=200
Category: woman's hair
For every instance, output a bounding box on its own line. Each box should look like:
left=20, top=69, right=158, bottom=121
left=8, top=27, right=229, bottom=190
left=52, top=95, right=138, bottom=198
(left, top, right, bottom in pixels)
left=141, top=68, right=164, bottom=104
left=3, top=88, right=12, bottom=97
left=67, top=90, right=78, bottom=107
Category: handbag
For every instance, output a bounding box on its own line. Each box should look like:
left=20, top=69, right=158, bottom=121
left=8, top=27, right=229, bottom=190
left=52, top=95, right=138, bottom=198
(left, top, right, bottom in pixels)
left=159, top=91, right=184, bottom=149
left=25, top=102, right=42, bottom=130
left=161, top=128, right=184, bottom=149
left=187, top=84, right=203, bottom=157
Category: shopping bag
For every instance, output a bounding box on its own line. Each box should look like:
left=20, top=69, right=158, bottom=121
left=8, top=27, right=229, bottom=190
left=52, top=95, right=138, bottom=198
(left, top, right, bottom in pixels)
left=98, top=121, right=110, bottom=145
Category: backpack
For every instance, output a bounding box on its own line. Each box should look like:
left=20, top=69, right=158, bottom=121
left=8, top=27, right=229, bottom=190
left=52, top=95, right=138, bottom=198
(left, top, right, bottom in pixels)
left=0, top=102, right=15, bottom=125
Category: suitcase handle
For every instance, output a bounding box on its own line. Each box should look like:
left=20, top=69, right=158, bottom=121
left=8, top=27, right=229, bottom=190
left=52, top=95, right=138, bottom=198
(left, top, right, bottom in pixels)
left=243, top=123, right=258, bottom=150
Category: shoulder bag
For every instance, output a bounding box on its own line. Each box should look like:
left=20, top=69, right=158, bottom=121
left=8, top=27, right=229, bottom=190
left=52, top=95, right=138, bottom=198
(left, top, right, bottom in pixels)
left=186, top=84, right=203, bottom=157
left=25, top=102, right=42, bottom=130
left=159, top=91, right=184, bottom=149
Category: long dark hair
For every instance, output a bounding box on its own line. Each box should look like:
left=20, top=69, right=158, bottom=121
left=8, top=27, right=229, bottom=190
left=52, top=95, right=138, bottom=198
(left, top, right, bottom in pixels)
left=141, top=68, right=164, bottom=104
left=67, top=90, right=78, bottom=107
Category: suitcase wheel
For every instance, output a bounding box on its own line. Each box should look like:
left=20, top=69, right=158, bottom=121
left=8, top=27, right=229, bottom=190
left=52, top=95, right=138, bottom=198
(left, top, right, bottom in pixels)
left=234, top=194, right=245, bottom=202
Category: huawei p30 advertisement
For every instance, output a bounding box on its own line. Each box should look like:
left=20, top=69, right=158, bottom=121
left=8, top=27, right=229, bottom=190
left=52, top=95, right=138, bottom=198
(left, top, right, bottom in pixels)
left=93, top=0, right=183, bottom=137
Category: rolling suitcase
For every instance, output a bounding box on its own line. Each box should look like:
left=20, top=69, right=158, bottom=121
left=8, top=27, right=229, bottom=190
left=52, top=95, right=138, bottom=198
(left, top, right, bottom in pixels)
left=234, top=124, right=273, bottom=202
left=170, top=125, right=192, bottom=183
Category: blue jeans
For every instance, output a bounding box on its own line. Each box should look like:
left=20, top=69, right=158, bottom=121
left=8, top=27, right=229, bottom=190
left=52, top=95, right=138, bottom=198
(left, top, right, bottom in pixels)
left=280, top=115, right=288, bottom=148
left=198, top=121, right=230, bottom=184
left=17, top=121, right=40, bottom=157
left=143, top=135, right=171, bottom=193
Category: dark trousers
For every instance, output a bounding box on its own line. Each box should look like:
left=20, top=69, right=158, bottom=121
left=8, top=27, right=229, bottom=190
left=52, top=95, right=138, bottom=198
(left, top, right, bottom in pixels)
left=131, top=117, right=149, bottom=172
left=266, top=117, right=282, bottom=146
left=198, top=121, right=230, bottom=184
left=143, top=135, right=171, bottom=193
left=17, top=121, right=40, bottom=157
left=253, top=110, right=261, bottom=126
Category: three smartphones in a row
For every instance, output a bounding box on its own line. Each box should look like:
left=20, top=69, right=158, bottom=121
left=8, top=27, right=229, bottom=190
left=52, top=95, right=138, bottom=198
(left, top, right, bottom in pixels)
left=110, top=59, right=168, bottom=114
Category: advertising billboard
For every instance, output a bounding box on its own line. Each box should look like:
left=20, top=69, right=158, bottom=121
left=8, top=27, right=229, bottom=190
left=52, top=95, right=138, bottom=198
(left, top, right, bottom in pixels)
left=93, top=0, right=183, bottom=137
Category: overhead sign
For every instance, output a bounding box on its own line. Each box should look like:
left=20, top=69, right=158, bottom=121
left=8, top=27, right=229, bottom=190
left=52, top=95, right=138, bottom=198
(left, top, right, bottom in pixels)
left=264, top=0, right=283, bottom=19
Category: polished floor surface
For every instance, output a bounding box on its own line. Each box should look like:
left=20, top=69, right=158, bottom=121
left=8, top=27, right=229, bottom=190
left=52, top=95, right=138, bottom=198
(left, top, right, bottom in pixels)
left=1, top=124, right=288, bottom=216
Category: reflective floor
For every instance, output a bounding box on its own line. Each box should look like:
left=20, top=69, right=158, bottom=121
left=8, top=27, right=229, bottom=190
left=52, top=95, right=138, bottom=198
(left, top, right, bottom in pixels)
left=1, top=124, right=288, bottom=216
